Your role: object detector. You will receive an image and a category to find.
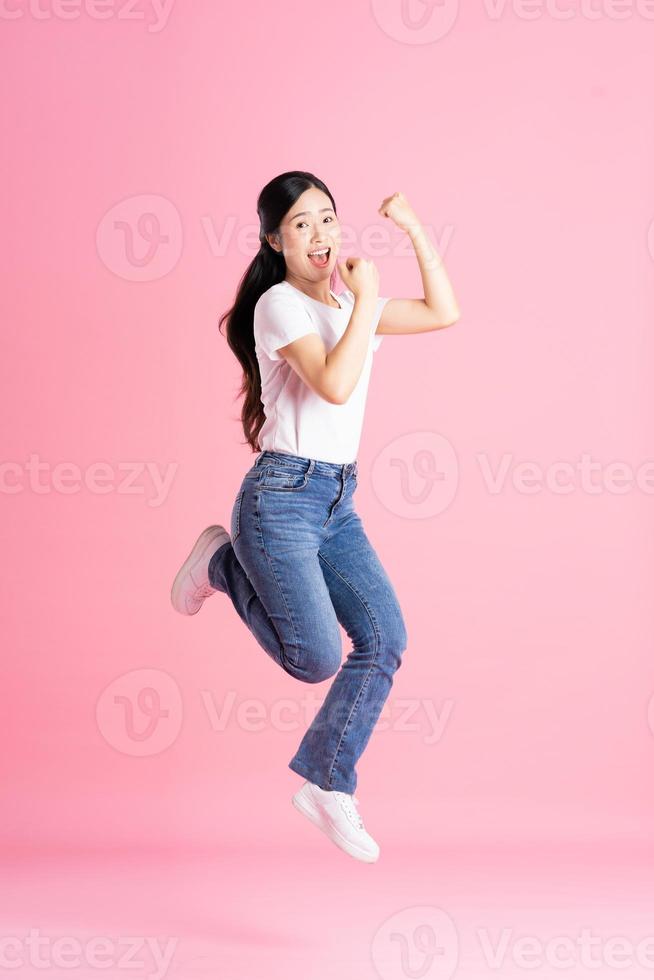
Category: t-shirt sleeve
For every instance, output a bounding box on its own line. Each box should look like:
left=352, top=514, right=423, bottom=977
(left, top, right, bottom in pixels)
left=254, top=289, right=320, bottom=361
left=372, top=296, right=390, bottom=352
left=343, top=289, right=389, bottom=352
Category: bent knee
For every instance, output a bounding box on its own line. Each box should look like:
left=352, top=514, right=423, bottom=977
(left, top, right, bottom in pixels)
left=382, top=612, right=409, bottom=656
left=380, top=612, right=408, bottom=665
left=282, top=645, right=341, bottom=684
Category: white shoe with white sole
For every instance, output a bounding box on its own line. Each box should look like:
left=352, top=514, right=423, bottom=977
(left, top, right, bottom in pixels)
left=170, top=524, right=230, bottom=615
left=292, top=780, right=380, bottom=863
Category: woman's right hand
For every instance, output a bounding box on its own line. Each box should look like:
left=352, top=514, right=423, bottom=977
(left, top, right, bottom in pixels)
left=337, top=257, right=379, bottom=302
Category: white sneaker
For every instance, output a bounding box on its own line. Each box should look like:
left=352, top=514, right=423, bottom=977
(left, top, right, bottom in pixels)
left=170, top=525, right=230, bottom=615
left=291, top=780, right=380, bottom=863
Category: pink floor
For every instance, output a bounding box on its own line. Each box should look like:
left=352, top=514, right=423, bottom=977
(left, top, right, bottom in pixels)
left=3, top=841, right=653, bottom=979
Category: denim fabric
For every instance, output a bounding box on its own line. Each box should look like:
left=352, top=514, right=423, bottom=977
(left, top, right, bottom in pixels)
left=207, top=449, right=408, bottom=794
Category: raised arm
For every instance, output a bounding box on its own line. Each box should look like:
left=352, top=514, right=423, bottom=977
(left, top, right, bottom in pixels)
left=376, top=191, right=461, bottom=334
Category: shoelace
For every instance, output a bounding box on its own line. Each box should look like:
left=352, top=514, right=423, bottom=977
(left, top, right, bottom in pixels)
left=334, top=791, right=364, bottom=830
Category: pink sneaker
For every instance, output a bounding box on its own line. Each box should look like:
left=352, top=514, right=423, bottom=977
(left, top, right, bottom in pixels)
left=170, top=525, right=230, bottom=616
left=292, top=780, right=380, bottom=863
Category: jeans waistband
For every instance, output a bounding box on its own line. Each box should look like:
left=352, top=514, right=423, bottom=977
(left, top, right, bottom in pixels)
left=254, top=450, right=358, bottom=478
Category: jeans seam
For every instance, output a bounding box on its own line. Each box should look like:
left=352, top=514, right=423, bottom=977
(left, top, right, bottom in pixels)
left=256, top=489, right=301, bottom=672
left=317, top=550, right=382, bottom=789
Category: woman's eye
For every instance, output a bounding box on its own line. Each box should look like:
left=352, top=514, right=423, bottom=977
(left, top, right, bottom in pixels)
left=295, top=216, right=335, bottom=229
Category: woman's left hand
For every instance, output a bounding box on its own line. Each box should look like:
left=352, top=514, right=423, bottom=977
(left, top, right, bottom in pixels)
left=378, top=191, right=420, bottom=233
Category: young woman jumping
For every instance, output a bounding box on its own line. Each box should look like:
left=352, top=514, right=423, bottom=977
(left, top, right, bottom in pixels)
left=171, top=171, right=460, bottom=862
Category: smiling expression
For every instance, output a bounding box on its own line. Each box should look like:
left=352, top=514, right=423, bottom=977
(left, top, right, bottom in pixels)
left=266, top=186, right=341, bottom=284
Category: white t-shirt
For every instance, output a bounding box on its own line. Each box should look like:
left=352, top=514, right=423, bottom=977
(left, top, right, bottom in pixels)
left=253, top=279, right=389, bottom=464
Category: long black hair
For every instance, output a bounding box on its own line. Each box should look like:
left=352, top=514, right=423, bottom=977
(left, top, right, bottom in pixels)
left=219, top=170, right=338, bottom=452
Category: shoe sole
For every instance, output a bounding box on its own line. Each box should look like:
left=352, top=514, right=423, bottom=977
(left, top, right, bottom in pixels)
left=292, top=786, right=379, bottom=863
left=170, top=525, right=229, bottom=615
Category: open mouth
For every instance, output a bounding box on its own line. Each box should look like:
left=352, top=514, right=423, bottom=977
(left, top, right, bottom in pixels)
left=307, top=247, right=330, bottom=269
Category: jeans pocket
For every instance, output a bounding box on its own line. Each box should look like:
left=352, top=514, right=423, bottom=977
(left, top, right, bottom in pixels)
left=231, top=487, right=246, bottom=542
left=259, top=464, right=309, bottom=492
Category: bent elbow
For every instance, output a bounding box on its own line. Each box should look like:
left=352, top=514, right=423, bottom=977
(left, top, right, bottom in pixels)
left=318, top=374, right=349, bottom=405
left=438, top=310, right=461, bottom=329
left=322, top=388, right=348, bottom=406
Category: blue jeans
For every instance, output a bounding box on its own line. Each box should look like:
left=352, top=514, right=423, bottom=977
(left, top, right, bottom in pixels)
left=207, top=450, right=408, bottom=794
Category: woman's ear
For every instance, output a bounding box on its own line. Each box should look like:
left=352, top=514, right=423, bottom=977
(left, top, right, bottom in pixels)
left=266, top=232, right=282, bottom=254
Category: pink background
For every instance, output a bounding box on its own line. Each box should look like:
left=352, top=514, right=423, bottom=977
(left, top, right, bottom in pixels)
left=3, top=0, right=654, bottom=976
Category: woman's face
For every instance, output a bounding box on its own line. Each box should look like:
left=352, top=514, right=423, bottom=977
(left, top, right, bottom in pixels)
left=268, top=186, right=341, bottom=283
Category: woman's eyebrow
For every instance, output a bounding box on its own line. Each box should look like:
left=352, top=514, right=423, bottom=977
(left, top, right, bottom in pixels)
left=289, top=208, right=335, bottom=221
